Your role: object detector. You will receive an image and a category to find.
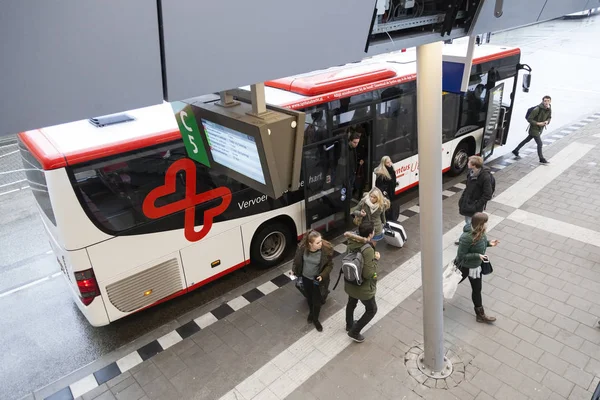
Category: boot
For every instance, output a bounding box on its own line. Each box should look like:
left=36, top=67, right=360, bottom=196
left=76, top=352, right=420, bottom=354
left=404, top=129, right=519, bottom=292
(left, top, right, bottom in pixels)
left=475, top=307, right=496, bottom=323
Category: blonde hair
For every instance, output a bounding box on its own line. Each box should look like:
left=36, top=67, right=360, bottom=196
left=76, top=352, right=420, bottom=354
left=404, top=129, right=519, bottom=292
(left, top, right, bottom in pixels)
left=471, top=212, right=489, bottom=243
left=468, top=155, right=483, bottom=169
left=374, top=156, right=392, bottom=180
left=362, top=187, right=390, bottom=211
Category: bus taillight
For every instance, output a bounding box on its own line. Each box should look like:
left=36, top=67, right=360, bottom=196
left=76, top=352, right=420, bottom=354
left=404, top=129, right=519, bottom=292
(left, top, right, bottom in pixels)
left=74, top=269, right=100, bottom=306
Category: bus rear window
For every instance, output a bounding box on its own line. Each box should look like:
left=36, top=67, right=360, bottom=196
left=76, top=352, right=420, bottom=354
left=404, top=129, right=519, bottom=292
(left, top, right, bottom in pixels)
left=18, top=139, right=57, bottom=225
left=69, top=143, right=246, bottom=234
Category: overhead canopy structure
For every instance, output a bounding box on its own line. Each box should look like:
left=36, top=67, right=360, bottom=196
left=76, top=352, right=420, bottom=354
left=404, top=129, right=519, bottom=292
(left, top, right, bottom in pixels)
left=0, top=0, right=593, bottom=136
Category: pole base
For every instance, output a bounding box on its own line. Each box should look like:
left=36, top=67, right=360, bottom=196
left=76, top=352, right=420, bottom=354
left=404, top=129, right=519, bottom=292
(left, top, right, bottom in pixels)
left=416, top=352, right=453, bottom=379
left=405, top=345, right=465, bottom=389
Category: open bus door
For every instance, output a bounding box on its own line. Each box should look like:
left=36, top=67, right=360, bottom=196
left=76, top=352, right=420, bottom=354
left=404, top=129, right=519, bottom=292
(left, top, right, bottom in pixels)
left=480, top=83, right=505, bottom=160
left=302, top=136, right=350, bottom=233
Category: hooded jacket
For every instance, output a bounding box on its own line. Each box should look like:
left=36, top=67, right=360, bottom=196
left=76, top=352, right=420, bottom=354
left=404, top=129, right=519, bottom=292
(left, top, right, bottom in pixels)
left=343, top=232, right=377, bottom=300
left=456, top=224, right=491, bottom=269
left=458, top=167, right=493, bottom=217
left=527, top=103, right=552, bottom=137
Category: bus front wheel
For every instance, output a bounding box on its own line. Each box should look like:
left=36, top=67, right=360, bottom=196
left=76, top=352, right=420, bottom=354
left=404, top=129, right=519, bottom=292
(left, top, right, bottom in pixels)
left=449, top=142, right=470, bottom=176
left=250, top=222, right=293, bottom=269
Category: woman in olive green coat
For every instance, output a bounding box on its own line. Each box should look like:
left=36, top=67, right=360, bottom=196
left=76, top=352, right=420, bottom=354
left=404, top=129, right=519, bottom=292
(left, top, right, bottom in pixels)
left=456, top=212, right=499, bottom=323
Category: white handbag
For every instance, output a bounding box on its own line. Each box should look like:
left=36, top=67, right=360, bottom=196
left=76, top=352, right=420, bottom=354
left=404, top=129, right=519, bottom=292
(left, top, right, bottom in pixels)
left=442, top=261, right=463, bottom=300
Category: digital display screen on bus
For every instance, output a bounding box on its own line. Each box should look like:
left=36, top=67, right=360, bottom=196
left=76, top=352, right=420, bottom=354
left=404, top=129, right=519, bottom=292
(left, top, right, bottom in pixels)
left=201, top=119, right=266, bottom=184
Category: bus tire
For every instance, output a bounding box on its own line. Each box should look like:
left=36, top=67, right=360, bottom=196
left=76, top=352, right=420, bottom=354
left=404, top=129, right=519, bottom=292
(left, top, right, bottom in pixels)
left=250, top=222, right=293, bottom=269
left=449, top=142, right=470, bottom=176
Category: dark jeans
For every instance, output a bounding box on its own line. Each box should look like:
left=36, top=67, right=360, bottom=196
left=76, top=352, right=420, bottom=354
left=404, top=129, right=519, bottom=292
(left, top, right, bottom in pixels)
left=459, top=268, right=482, bottom=308
left=302, top=276, right=322, bottom=321
left=515, top=134, right=544, bottom=160
left=346, top=296, right=377, bottom=334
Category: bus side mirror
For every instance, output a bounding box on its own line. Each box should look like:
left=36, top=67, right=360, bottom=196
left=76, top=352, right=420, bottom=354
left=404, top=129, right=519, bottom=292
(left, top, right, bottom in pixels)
left=522, top=73, right=532, bottom=93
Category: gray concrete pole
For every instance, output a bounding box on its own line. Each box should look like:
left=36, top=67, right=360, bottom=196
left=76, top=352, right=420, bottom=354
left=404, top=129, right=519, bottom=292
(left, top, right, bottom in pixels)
left=416, top=41, right=445, bottom=372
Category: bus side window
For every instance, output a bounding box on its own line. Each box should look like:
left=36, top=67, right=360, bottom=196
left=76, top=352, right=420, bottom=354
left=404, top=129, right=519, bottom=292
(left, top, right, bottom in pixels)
left=302, top=106, right=328, bottom=145
left=374, top=96, right=415, bottom=168
left=442, top=93, right=461, bottom=142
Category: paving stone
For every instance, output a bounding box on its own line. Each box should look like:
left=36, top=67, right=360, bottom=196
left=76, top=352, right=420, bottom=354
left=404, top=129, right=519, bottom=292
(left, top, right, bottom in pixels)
left=494, top=384, right=528, bottom=400
left=538, top=352, right=570, bottom=376
left=542, top=371, right=575, bottom=398
left=535, top=334, right=565, bottom=356
left=513, top=324, right=541, bottom=344
left=558, top=346, right=590, bottom=368
left=563, top=364, right=594, bottom=389
left=552, top=315, right=580, bottom=333
left=470, top=370, right=503, bottom=397
left=569, top=385, right=595, bottom=400
left=555, top=329, right=585, bottom=350
left=516, top=357, right=548, bottom=383
left=518, top=377, right=554, bottom=400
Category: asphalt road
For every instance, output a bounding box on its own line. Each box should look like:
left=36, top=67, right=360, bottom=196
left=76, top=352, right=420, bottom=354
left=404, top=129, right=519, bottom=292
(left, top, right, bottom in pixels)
left=1, top=14, right=599, bottom=400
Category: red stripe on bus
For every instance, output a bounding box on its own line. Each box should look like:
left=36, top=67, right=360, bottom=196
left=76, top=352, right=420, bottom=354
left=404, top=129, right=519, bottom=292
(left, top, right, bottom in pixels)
left=18, top=130, right=67, bottom=170
left=393, top=167, right=450, bottom=195
left=133, top=259, right=250, bottom=314
left=282, top=48, right=520, bottom=110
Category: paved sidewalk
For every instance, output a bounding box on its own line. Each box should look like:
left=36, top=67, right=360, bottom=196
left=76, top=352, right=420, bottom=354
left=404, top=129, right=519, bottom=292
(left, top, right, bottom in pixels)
left=39, top=112, right=600, bottom=400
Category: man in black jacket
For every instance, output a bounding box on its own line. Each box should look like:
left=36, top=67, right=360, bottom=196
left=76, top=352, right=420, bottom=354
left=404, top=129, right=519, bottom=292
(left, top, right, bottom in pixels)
left=348, top=131, right=361, bottom=199
left=455, top=156, right=494, bottom=244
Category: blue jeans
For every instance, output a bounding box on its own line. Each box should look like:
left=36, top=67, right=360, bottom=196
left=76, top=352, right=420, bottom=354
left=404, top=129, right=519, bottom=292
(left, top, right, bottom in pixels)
left=464, top=216, right=472, bottom=229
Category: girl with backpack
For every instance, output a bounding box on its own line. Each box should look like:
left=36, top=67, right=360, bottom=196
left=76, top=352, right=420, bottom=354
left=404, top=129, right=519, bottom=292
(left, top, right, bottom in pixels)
left=455, top=212, right=499, bottom=323
left=291, top=230, right=334, bottom=332
left=351, top=187, right=390, bottom=243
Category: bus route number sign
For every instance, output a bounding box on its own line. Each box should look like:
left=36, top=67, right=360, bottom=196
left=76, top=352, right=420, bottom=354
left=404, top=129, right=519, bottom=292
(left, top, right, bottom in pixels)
left=171, top=101, right=211, bottom=167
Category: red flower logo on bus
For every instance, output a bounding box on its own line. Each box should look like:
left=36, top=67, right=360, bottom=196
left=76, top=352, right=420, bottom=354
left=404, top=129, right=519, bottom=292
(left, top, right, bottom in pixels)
left=142, top=158, right=232, bottom=242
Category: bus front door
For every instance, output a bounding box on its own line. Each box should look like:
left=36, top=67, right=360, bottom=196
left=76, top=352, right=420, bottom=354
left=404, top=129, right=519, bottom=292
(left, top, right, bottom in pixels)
left=302, top=137, right=350, bottom=233
left=480, top=83, right=505, bottom=160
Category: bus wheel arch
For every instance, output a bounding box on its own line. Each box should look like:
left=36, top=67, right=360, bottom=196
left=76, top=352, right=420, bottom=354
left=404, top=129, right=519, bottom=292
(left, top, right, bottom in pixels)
left=448, top=138, right=475, bottom=176
left=249, top=216, right=297, bottom=269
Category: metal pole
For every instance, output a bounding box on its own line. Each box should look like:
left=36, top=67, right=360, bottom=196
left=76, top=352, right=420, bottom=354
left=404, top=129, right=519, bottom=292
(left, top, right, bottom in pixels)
left=460, top=36, right=477, bottom=93
left=416, top=41, right=445, bottom=373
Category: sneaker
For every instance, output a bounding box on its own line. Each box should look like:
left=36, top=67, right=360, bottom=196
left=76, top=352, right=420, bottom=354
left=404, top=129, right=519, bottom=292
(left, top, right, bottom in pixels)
left=348, top=331, right=365, bottom=343
left=314, top=320, right=323, bottom=332
left=346, top=320, right=357, bottom=332
left=540, top=159, right=549, bottom=164
left=512, top=150, right=520, bottom=158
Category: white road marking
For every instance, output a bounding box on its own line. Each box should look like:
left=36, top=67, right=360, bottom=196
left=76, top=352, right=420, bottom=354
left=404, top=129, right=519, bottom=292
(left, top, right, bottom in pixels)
left=0, top=179, right=27, bottom=188
left=0, top=150, right=19, bottom=158
left=492, top=142, right=594, bottom=208
left=195, top=312, right=219, bottom=329
left=157, top=331, right=183, bottom=350
left=228, top=296, right=251, bottom=311
left=0, top=271, right=62, bottom=299
left=116, top=352, right=143, bottom=373
left=69, top=374, right=98, bottom=398
left=508, top=209, right=600, bottom=247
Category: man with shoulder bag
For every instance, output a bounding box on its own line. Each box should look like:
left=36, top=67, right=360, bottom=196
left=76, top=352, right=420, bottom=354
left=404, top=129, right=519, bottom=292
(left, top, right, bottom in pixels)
left=456, top=156, right=494, bottom=245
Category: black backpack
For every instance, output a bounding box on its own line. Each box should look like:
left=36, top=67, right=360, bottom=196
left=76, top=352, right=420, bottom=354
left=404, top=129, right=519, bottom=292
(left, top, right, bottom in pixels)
left=525, top=106, right=537, bottom=121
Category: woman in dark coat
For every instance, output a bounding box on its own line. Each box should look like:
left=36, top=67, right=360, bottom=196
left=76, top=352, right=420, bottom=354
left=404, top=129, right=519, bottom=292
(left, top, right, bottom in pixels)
left=374, top=156, right=398, bottom=221
left=291, top=230, right=334, bottom=332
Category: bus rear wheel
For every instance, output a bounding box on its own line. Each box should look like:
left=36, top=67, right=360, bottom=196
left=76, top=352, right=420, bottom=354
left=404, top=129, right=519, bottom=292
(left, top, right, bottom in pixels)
left=250, top=222, right=292, bottom=269
left=449, top=142, right=470, bottom=176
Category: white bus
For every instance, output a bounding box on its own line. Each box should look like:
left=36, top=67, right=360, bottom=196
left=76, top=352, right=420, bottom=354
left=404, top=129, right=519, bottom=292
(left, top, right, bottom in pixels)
left=19, top=43, right=525, bottom=326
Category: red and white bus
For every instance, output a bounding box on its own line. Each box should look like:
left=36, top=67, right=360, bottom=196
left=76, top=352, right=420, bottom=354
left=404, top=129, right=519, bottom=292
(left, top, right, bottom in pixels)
left=19, top=43, right=525, bottom=326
